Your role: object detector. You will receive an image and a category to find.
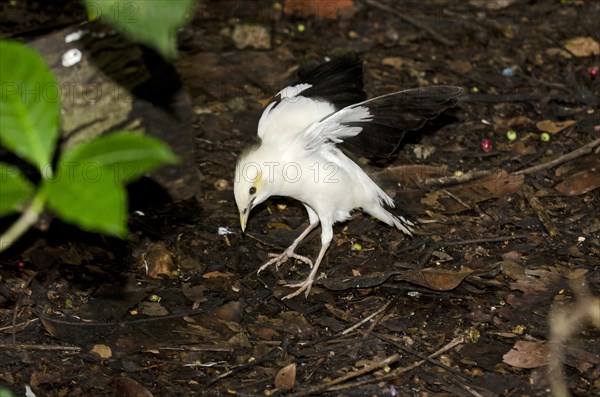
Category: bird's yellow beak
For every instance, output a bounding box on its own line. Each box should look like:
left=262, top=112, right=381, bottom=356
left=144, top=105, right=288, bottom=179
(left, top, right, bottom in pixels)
left=240, top=209, right=249, bottom=233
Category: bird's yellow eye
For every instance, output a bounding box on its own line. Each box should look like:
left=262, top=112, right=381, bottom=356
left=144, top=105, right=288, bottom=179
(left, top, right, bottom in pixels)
left=249, top=187, right=256, bottom=195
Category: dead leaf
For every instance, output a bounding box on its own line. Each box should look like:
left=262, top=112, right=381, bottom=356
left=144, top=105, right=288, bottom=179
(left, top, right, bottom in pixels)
left=90, top=344, right=113, bottom=359
left=470, top=0, right=518, bottom=10
left=448, top=59, right=473, bottom=74
left=182, top=283, right=208, bottom=303
left=231, top=24, right=271, bottom=50
left=503, top=340, right=549, bottom=368
left=535, top=120, right=577, bottom=134
left=284, top=0, right=354, bottom=20
left=214, top=300, right=245, bottom=323
left=274, top=363, right=296, bottom=390
left=555, top=168, right=600, bottom=196
left=140, top=242, right=174, bottom=279
left=116, top=377, right=154, bottom=397
left=509, top=267, right=562, bottom=294
left=202, top=271, right=236, bottom=279
left=138, top=302, right=169, bottom=316
left=382, top=57, right=405, bottom=70
left=561, top=267, right=588, bottom=280
left=499, top=261, right=526, bottom=280
left=404, top=267, right=474, bottom=291
left=421, top=170, right=524, bottom=213
left=320, top=267, right=473, bottom=291
left=413, top=144, right=436, bottom=159
left=563, top=36, right=600, bottom=57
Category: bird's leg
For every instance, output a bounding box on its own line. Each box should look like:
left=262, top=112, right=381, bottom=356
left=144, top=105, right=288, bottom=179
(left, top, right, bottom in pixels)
left=282, top=240, right=330, bottom=299
left=257, top=221, right=317, bottom=274
left=282, top=219, right=333, bottom=299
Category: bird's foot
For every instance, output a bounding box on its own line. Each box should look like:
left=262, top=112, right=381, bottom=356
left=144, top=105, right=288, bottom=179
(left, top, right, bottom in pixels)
left=257, top=248, right=313, bottom=274
left=282, top=276, right=316, bottom=300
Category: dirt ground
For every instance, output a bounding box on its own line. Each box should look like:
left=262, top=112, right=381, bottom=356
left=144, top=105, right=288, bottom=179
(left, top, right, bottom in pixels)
left=1, top=1, right=599, bottom=396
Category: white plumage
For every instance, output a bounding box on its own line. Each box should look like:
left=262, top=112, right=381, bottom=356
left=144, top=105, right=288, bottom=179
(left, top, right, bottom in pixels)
left=234, top=56, right=462, bottom=299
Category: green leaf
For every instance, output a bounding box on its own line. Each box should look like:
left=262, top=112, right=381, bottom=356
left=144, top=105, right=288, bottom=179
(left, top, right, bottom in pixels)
left=84, top=0, right=196, bottom=59
left=59, top=132, right=179, bottom=184
left=0, top=163, right=35, bottom=216
left=0, top=40, right=60, bottom=171
left=43, top=170, right=128, bottom=238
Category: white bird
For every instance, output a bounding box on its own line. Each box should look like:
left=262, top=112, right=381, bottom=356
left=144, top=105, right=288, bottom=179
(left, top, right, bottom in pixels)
left=234, top=55, right=462, bottom=299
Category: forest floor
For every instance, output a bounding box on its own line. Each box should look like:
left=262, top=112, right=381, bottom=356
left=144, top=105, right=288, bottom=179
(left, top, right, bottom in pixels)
left=1, top=1, right=599, bottom=396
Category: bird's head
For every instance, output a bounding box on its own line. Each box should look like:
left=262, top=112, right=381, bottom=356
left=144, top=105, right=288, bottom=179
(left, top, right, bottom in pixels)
left=234, top=147, right=272, bottom=232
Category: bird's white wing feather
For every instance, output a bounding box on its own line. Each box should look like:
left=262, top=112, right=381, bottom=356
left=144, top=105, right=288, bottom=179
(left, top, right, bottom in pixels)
left=257, top=83, right=336, bottom=144
left=301, top=99, right=374, bottom=151
left=301, top=86, right=462, bottom=153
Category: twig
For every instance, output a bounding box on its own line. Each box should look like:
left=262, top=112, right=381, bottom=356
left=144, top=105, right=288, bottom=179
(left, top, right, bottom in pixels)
left=287, top=353, right=402, bottom=397
left=321, top=335, right=465, bottom=393
left=341, top=300, right=391, bottom=335
left=425, top=169, right=492, bottom=187
left=522, top=185, right=559, bottom=237
left=513, top=137, right=600, bottom=176
left=0, top=318, right=38, bottom=333
left=0, top=343, right=81, bottom=351
left=374, top=333, right=469, bottom=380
left=364, top=0, right=456, bottom=46
left=208, top=348, right=279, bottom=385
left=450, top=378, right=487, bottom=397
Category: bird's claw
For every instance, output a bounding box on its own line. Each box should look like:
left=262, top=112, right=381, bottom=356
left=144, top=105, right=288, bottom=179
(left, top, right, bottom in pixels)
left=257, top=250, right=313, bottom=274
left=282, top=278, right=314, bottom=299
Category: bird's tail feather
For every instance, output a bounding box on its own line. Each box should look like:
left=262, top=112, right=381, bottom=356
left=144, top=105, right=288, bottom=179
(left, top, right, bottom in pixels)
left=380, top=198, right=417, bottom=236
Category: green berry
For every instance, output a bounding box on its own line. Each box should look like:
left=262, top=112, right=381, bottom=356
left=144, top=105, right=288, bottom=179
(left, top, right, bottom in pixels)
left=506, top=130, right=517, bottom=141
left=540, top=132, right=550, bottom=142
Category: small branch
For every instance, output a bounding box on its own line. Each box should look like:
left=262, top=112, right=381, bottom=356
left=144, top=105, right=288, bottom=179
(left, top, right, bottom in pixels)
left=513, top=137, right=600, bottom=176
left=0, top=189, right=46, bottom=253
left=341, top=300, right=391, bottom=336
left=0, top=343, right=81, bottom=352
left=364, top=0, right=456, bottom=46
left=288, top=353, right=402, bottom=397
left=323, top=335, right=465, bottom=393
left=0, top=318, right=38, bottom=333
left=522, top=185, right=559, bottom=237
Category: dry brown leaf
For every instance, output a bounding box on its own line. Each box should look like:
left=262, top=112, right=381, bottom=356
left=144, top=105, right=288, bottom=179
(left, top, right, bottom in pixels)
left=202, top=271, right=236, bottom=279
left=447, top=59, right=473, bottom=74
left=509, top=267, right=562, bottom=294
left=561, top=267, right=588, bottom=280
left=503, top=340, right=549, bottom=368
left=403, top=267, right=474, bottom=291
left=116, top=377, right=154, bottom=397
left=141, top=242, right=174, bottom=279
left=470, top=0, right=518, bottom=10
left=535, top=119, right=577, bottom=134
left=90, top=344, right=113, bottom=359
left=214, top=301, right=245, bottom=323
left=274, top=363, right=297, bottom=390
left=139, top=302, right=169, bottom=316
left=284, top=0, right=354, bottom=20
left=555, top=168, right=600, bottom=196
left=382, top=57, right=405, bottom=70
left=563, top=36, right=600, bottom=57
left=421, top=170, right=524, bottom=213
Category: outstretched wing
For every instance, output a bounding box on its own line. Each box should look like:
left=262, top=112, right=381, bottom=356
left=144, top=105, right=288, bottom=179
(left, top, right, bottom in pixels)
left=302, top=86, right=463, bottom=157
left=257, top=55, right=366, bottom=143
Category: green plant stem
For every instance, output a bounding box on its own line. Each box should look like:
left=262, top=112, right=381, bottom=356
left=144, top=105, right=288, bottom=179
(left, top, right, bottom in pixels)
left=0, top=189, right=46, bottom=253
